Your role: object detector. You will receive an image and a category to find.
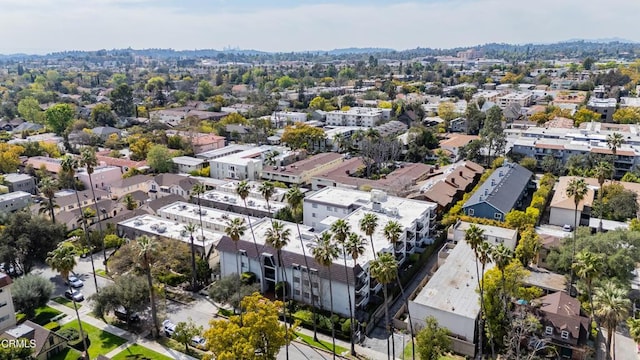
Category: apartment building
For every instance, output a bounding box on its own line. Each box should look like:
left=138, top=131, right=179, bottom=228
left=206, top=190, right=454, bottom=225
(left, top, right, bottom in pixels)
left=497, top=92, right=533, bottom=109
left=270, top=111, right=308, bottom=127
left=0, top=274, right=16, bottom=332
left=586, top=97, right=617, bottom=122
left=3, top=174, right=36, bottom=195
left=0, top=191, right=31, bottom=215
left=76, top=166, right=122, bottom=191
left=325, top=108, right=382, bottom=127
left=261, top=153, right=344, bottom=185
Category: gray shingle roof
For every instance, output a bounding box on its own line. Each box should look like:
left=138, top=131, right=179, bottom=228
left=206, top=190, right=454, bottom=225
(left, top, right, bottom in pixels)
left=463, top=162, right=532, bottom=214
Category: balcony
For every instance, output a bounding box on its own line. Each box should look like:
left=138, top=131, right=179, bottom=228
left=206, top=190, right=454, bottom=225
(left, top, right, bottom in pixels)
left=394, top=242, right=405, bottom=253
left=355, top=294, right=368, bottom=308
left=416, top=222, right=424, bottom=231
left=355, top=280, right=368, bottom=295
left=370, top=279, right=382, bottom=292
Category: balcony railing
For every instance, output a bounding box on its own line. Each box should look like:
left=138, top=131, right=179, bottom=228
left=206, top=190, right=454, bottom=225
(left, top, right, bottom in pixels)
left=355, top=295, right=367, bottom=308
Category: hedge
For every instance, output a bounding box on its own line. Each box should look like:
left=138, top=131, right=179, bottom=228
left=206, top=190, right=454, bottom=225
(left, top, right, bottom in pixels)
left=44, top=321, right=60, bottom=332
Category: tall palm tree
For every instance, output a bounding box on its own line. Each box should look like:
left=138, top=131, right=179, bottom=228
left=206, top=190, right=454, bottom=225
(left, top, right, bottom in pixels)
left=606, top=132, right=624, bottom=179
left=123, top=193, right=137, bottom=210
left=490, top=243, right=513, bottom=315
left=572, top=251, right=604, bottom=330
left=225, top=217, right=247, bottom=311
left=359, top=212, right=379, bottom=259
left=344, top=232, right=366, bottom=350
left=383, top=220, right=415, bottom=360
left=627, top=318, right=640, bottom=348
left=236, top=181, right=263, bottom=290
left=370, top=252, right=398, bottom=360
left=465, top=224, right=487, bottom=357
left=330, top=219, right=357, bottom=356
left=265, top=220, right=291, bottom=360
left=286, top=187, right=320, bottom=341
left=80, top=147, right=109, bottom=274
left=593, top=280, right=630, bottom=360
left=61, top=155, right=99, bottom=293
left=593, top=162, right=613, bottom=232
left=46, top=243, right=89, bottom=357
left=191, top=183, right=207, bottom=257
left=259, top=181, right=275, bottom=215
left=135, top=235, right=160, bottom=338
left=38, top=176, right=58, bottom=223
left=183, top=223, right=199, bottom=291
left=566, top=177, right=588, bottom=293
left=311, top=232, right=340, bottom=360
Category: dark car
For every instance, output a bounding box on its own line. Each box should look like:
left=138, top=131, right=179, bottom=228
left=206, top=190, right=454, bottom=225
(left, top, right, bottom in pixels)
left=114, top=307, right=140, bottom=323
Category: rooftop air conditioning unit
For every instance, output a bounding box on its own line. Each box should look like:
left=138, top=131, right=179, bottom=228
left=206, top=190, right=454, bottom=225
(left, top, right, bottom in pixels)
left=133, top=220, right=143, bottom=226
left=157, top=226, right=167, bottom=233
left=150, top=223, right=158, bottom=230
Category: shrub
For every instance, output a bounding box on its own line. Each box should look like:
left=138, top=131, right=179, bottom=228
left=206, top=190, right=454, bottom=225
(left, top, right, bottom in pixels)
left=16, top=313, right=26, bottom=324
left=218, top=308, right=233, bottom=317
left=293, top=310, right=314, bottom=324
left=57, top=328, right=79, bottom=341
left=241, top=272, right=256, bottom=285
left=104, top=234, right=124, bottom=249
left=341, top=318, right=352, bottom=334
left=157, top=272, right=188, bottom=287
left=44, top=322, right=60, bottom=332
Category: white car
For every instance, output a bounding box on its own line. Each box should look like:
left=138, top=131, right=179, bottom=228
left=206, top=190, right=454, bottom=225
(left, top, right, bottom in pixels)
left=562, top=224, right=573, bottom=232
left=191, top=335, right=207, bottom=349
left=162, top=319, right=176, bottom=337
left=67, top=275, right=84, bottom=288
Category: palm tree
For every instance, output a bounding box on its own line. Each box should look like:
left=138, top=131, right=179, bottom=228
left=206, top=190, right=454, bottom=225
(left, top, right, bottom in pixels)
left=225, top=217, right=246, bottom=312
left=286, top=187, right=320, bottom=341
left=593, top=280, right=630, bottom=360
left=383, top=220, right=415, bottom=360
left=593, top=162, right=613, bottom=232
left=606, top=132, right=624, bottom=179
left=311, top=232, right=340, bottom=360
left=80, top=147, right=109, bottom=274
left=627, top=317, right=640, bottom=349
left=265, top=221, right=291, bottom=360
left=135, top=235, right=160, bottom=338
left=235, top=181, right=263, bottom=290
left=259, top=181, right=275, bottom=215
left=38, top=176, right=58, bottom=223
left=491, top=243, right=513, bottom=315
left=191, top=183, right=207, bottom=257
left=359, top=212, right=379, bottom=259
left=344, top=232, right=366, bottom=349
left=370, top=252, right=398, bottom=360
left=183, top=223, right=199, bottom=291
left=572, top=251, right=604, bottom=330
left=465, top=224, right=487, bottom=357
left=46, top=243, right=89, bottom=357
left=330, top=219, right=358, bottom=356
left=61, top=155, right=99, bottom=293
left=123, top=193, right=137, bottom=210
left=566, top=177, right=588, bottom=293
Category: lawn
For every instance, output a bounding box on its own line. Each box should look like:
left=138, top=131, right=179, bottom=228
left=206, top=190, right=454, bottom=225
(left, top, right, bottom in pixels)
left=32, top=306, right=63, bottom=325
left=403, top=342, right=464, bottom=360
left=52, top=296, right=82, bottom=310
left=50, top=348, right=81, bottom=360
left=111, top=344, right=174, bottom=360
left=60, top=320, right=127, bottom=358
left=95, top=269, right=109, bottom=278
left=295, top=332, right=349, bottom=356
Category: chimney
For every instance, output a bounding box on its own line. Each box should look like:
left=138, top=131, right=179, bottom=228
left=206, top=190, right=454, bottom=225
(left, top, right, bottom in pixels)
left=484, top=189, right=488, bottom=196
left=451, top=177, right=456, bottom=184
left=459, top=170, right=463, bottom=177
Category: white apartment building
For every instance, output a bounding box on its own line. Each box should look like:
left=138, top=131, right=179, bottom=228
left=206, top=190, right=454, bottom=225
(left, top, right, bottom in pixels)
left=0, top=191, right=31, bottom=215
left=208, top=146, right=270, bottom=181
left=447, top=220, right=518, bottom=250
left=325, top=108, right=382, bottom=127
left=270, top=111, right=308, bottom=127
left=172, top=156, right=206, bottom=174
left=0, top=274, right=16, bottom=332
left=156, top=201, right=257, bottom=234
left=497, top=92, right=533, bottom=109
left=195, top=144, right=255, bottom=161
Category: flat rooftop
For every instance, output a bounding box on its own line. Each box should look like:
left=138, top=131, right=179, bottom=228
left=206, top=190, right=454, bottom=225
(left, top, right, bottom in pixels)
left=157, top=201, right=258, bottom=231
left=201, top=190, right=286, bottom=213
left=119, top=214, right=220, bottom=248
left=3, top=173, right=33, bottom=182
left=262, top=153, right=343, bottom=176
left=0, top=191, right=31, bottom=201
left=453, top=221, right=518, bottom=244
left=172, top=156, right=206, bottom=166
left=413, top=241, right=493, bottom=320
left=217, top=181, right=289, bottom=202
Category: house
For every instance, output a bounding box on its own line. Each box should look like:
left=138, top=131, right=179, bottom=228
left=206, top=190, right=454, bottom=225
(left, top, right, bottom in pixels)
left=439, top=134, right=480, bottom=160
left=53, top=189, right=109, bottom=215
left=106, top=175, right=151, bottom=200
left=95, top=154, right=147, bottom=173
left=447, top=220, right=518, bottom=250
left=57, top=198, right=121, bottom=230
left=261, top=153, right=344, bottom=185
left=76, top=166, right=123, bottom=191
left=2, top=320, right=67, bottom=360
left=172, top=156, right=206, bottom=174
left=409, top=240, right=492, bottom=357
left=196, top=188, right=287, bottom=218
left=532, top=292, right=590, bottom=360
left=0, top=274, right=16, bottom=332
left=448, top=117, right=467, bottom=133
left=165, top=131, right=225, bottom=154
left=548, top=177, right=595, bottom=227
left=0, top=191, right=31, bottom=215
left=24, top=157, right=62, bottom=176
left=410, top=161, right=484, bottom=212
left=91, top=126, right=121, bottom=140
left=463, top=162, right=533, bottom=221
left=270, top=111, right=308, bottom=127
left=3, top=173, right=37, bottom=195
left=148, top=174, right=200, bottom=199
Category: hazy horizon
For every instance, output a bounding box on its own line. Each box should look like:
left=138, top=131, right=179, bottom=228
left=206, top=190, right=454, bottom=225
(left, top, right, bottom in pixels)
left=1, top=0, right=637, bottom=55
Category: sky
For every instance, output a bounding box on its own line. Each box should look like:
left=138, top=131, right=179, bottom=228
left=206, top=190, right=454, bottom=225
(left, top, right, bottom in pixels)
left=0, top=0, right=638, bottom=54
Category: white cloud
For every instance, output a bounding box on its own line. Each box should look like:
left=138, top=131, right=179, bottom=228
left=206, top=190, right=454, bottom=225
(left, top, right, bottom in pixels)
left=0, top=0, right=637, bottom=54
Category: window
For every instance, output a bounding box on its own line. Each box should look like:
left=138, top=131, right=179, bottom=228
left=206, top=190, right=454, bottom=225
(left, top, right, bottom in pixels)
left=545, top=326, right=553, bottom=335
left=294, top=290, right=301, bottom=296
left=494, top=213, right=502, bottom=220
left=312, top=282, right=319, bottom=288
left=468, top=208, right=474, bottom=216
left=312, top=213, right=316, bottom=218
left=293, top=277, right=300, bottom=283
left=312, top=203, right=318, bottom=209
left=0, top=301, right=6, bottom=308
left=561, top=331, right=569, bottom=340
left=0, top=315, right=8, bottom=323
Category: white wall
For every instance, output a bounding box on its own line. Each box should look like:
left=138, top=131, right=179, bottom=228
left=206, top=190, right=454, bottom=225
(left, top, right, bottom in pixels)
left=549, top=207, right=579, bottom=227
left=0, top=282, right=16, bottom=331
left=408, top=302, right=476, bottom=342
left=303, top=201, right=351, bottom=228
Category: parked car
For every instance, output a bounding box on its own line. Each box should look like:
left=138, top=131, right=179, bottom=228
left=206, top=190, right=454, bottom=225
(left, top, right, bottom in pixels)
left=64, top=289, right=84, bottom=302
left=0, top=263, right=23, bottom=277
left=191, top=335, right=207, bottom=349
left=114, top=307, right=141, bottom=323
left=162, top=319, right=176, bottom=337
left=562, top=224, right=573, bottom=232
left=66, top=275, right=84, bottom=288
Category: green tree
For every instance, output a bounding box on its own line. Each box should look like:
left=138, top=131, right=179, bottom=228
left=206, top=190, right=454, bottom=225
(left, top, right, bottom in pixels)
left=359, top=212, right=379, bottom=259
left=110, top=73, right=128, bottom=87
left=276, top=76, right=295, bottom=89
left=606, top=132, right=624, bottom=177
left=627, top=317, right=640, bottom=346
left=197, top=80, right=214, bottom=101
left=311, top=232, right=340, bottom=359
left=437, top=101, right=457, bottom=122
left=518, top=157, right=537, bottom=171
left=204, top=293, right=293, bottom=360
left=593, top=162, right=614, bottom=231
left=330, top=219, right=356, bottom=355
left=573, top=108, right=601, bottom=126
left=572, top=251, right=603, bottom=327
left=11, top=275, right=54, bottom=318
left=465, top=224, right=488, bottom=356
left=264, top=220, right=291, bottom=358
left=612, top=107, right=640, bottom=124
left=593, top=281, right=630, bottom=360
left=174, top=318, right=203, bottom=353
left=184, top=223, right=199, bottom=291
left=134, top=235, right=160, bottom=338
left=415, top=316, right=451, bottom=360
left=80, top=147, right=109, bottom=272
left=236, top=181, right=263, bottom=291
left=515, top=227, right=541, bottom=267
left=281, top=123, right=326, bottom=150
left=17, top=97, right=44, bottom=124
left=110, top=84, right=134, bottom=117
left=45, top=242, right=88, bottom=355
left=90, top=103, right=116, bottom=127
left=37, top=177, right=58, bottom=223
left=122, top=193, right=137, bottom=210
left=480, top=106, right=505, bottom=166
left=90, top=274, right=149, bottom=328
left=225, top=217, right=247, bottom=312
left=491, top=243, right=514, bottom=315
left=0, top=345, right=33, bottom=359
left=44, top=103, right=75, bottom=135
left=147, top=144, right=173, bottom=173
left=566, top=177, right=588, bottom=292
left=370, top=252, right=398, bottom=360
left=208, top=274, right=259, bottom=309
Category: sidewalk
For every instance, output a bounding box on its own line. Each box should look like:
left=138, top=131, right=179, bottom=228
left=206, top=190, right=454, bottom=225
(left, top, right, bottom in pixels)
left=295, top=325, right=388, bottom=360
left=47, top=301, right=198, bottom=360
